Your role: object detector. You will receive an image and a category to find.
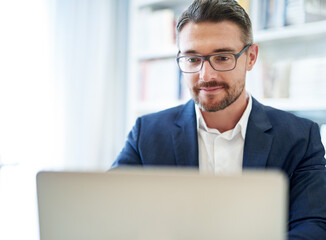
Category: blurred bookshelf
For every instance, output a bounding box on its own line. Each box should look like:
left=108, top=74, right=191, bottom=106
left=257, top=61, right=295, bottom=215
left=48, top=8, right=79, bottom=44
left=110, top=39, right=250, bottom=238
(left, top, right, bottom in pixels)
left=126, top=0, right=326, bottom=132
left=255, top=19, right=326, bottom=43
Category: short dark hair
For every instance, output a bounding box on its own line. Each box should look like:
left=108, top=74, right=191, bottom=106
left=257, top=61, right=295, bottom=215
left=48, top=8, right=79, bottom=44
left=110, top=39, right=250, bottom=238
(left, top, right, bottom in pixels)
left=176, top=0, right=253, bottom=45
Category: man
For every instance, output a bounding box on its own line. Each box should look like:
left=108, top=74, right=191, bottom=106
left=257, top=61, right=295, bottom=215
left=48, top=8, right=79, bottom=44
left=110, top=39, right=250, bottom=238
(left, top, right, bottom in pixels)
left=113, top=0, right=326, bottom=239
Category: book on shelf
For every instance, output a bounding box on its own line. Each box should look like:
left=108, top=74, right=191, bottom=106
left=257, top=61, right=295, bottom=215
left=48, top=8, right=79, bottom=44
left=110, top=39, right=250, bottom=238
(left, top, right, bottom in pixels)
left=285, top=0, right=306, bottom=25
left=305, top=0, right=326, bottom=22
left=246, top=58, right=264, bottom=99
left=237, top=0, right=251, bottom=14
left=285, top=0, right=326, bottom=25
left=137, top=8, right=176, bottom=54
left=252, top=0, right=288, bottom=30
left=249, top=0, right=326, bottom=31
left=267, top=0, right=286, bottom=28
left=289, top=57, right=326, bottom=99
left=139, top=58, right=179, bottom=102
left=262, top=60, right=291, bottom=99
left=138, top=58, right=191, bottom=104
left=250, top=0, right=286, bottom=31
left=251, top=56, right=326, bottom=100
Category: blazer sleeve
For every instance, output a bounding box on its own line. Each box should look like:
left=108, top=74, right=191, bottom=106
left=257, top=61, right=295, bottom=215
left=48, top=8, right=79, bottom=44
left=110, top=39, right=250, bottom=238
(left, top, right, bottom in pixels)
left=288, top=122, right=326, bottom=240
left=111, top=117, right=143, bottom=167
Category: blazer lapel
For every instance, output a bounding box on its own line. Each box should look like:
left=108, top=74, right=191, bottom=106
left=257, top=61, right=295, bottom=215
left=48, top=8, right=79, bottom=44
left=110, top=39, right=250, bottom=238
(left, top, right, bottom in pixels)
left=172, top=100, right=199, bottom=167
left=171, top=98, right=273, bottom=168
left=243, top=98, right=273, bottom=169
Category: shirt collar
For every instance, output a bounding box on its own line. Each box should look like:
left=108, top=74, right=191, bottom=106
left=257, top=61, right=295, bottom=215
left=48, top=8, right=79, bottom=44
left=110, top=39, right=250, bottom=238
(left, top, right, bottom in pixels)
left=195, top=93, right=252, bottom=139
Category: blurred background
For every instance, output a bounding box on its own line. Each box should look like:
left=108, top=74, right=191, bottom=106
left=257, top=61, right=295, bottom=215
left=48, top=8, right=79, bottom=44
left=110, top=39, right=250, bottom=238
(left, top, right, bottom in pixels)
left=0, top=0, right=128, bottom=238
left=0, top=0, right=325, bottom=239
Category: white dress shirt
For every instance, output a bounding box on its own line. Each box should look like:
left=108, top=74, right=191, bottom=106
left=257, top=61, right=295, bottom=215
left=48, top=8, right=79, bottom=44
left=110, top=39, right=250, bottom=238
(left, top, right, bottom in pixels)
left=195, top=94, right=252, bottom=174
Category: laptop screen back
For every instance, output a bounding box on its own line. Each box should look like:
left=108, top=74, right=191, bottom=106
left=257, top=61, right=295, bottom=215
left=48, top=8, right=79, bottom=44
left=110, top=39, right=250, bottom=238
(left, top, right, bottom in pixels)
left=37, top=168, right=288, bottom=240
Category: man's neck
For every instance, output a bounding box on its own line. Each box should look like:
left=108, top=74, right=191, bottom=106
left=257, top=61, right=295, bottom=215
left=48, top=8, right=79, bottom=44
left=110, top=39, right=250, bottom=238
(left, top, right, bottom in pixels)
left=200, top=91, right=249, bottom=133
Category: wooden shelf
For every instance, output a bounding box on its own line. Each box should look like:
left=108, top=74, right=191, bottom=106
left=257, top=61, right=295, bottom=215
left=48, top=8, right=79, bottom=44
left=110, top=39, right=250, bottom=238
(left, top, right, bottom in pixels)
left=255, top=20, right=326, bottom=43
left=259, top=98, right=326, bottom=111
left=138, top=47, right=178, bottom=61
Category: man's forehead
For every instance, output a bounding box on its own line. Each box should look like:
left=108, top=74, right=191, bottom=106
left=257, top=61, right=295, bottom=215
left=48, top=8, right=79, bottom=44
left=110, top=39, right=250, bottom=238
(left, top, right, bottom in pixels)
left=178, top=21, right=243, bottom=54
left=178, top=21, right=242, bottom=37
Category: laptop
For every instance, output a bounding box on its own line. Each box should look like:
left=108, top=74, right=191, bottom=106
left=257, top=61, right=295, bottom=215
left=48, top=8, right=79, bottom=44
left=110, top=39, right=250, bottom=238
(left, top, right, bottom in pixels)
left=36, top=168, right=288, bottom=240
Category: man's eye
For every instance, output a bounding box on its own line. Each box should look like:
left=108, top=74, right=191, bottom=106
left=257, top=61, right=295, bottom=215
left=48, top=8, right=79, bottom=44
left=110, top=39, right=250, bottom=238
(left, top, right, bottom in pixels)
left=187, top=57, right=200, bottom=63
left=218, top=56, right=230, bottom=61
left=211, top=55, right=233, bottom=64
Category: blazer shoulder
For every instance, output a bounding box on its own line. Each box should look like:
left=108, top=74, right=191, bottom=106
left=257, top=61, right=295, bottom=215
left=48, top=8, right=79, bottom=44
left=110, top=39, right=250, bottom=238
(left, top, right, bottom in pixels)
left=139, top=100, right=195, bottom=124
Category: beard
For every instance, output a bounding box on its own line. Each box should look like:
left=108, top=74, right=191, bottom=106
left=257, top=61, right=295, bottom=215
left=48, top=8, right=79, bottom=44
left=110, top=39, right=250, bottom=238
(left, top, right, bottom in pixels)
left=191, top=80, right=245, bottom=112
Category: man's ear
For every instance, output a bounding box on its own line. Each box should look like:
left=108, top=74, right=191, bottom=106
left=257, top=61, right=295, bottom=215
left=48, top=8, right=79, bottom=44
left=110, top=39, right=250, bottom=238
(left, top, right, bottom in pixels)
left=246, top=44, right=259, bottom=71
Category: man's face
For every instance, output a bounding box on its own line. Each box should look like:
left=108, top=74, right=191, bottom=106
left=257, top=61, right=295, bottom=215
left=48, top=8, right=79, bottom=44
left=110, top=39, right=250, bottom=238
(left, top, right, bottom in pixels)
left=178, top=21, right=254, bottom=112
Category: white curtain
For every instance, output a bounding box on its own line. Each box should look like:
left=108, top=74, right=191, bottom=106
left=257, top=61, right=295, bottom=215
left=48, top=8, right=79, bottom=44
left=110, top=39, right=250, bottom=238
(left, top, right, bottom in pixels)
left=0, top=0, right=56, bottom=169
left=49, top=0, right=128, bottom=170
left=0, top=0, right=127, bottom=171
left=0, top=0, right=128, bottom=239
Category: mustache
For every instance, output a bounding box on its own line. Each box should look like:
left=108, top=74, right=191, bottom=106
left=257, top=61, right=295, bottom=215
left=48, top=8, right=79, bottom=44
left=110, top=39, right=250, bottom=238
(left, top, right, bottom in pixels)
left=194, top=81, right=229, bottom=89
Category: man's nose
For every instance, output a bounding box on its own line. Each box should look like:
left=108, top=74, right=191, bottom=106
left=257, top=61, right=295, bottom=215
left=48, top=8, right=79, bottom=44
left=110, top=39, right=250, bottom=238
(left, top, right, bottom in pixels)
left=199, top=60, right=216, bottom=81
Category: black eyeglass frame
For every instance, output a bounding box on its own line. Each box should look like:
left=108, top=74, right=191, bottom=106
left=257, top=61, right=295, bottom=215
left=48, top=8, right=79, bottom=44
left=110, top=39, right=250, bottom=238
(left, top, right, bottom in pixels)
left=176, top=44, right=252, bottom=73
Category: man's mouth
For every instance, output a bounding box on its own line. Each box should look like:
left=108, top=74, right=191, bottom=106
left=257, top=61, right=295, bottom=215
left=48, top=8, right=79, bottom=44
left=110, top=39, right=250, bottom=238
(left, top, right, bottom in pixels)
left=199, top=86, right=224, bottom=92
left=196, top=81, right=228, bottom=94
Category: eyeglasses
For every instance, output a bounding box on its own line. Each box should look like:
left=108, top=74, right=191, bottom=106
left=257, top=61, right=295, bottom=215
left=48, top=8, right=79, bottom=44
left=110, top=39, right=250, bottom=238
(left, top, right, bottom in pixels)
left=176, top=44, right=252, bottom=73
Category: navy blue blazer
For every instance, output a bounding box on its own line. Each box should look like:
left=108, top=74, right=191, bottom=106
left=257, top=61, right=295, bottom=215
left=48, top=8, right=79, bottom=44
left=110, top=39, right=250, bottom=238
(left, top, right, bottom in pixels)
left=113, top=98, right=326, bottom=240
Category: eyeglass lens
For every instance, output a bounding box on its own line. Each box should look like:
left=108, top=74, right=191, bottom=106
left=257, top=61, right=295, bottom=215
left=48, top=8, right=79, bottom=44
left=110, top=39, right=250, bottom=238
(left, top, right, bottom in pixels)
left=178, top=54, right=236, bottom=73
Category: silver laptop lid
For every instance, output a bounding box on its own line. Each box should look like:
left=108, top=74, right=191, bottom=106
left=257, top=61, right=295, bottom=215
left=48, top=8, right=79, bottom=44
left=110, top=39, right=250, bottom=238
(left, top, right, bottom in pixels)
left=37, top=168, right=288, bottom=240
